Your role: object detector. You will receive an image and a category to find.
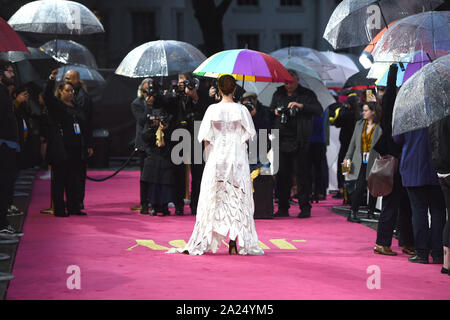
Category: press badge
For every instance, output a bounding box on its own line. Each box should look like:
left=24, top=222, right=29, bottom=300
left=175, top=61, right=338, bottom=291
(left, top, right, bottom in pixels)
left=362, top=152, right=369, bottom=164
left=73, top=123, right=81, bottom=135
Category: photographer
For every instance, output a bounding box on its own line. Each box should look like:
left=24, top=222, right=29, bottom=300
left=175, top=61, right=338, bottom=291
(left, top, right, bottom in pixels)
left=241, top=91, right=273, bottom=170
left=0, top=60, right=23, bottom=236
left=270, top=69, right=322, bottom=218
left=139, top=84, right=175, bottom=216
left=43, top=69, right=90, bottom=217
left=130, top=78, right=154, bottom=212
left=166, top=72, right=209, bottom=216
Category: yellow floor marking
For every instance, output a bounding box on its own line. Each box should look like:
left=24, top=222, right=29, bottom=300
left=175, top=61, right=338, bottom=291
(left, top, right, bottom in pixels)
left=270, top=239, right=297, bottom=249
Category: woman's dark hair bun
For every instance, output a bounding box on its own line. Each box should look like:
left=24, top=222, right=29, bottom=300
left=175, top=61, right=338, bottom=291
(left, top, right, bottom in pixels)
left=218, top=75, right=236, bottom=96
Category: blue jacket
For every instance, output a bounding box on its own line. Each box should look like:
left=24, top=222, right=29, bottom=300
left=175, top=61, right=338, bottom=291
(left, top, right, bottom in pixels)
left=393, top=128, right=439, bottom=187
left=310, top=108, right=328, bottom=144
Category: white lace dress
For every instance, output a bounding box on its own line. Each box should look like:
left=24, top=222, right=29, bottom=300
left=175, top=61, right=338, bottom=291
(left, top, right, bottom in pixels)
left=167, top=102, right=264, bottom=255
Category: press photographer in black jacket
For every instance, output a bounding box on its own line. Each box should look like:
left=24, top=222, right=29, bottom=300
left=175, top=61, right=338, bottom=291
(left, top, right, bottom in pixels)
left=270, top=69, right=322, bottom=218
left=44, top=69, right=91, bottom=217
left=166, top=72, right=209, bottom=216
left=139, top=85, right=175, bottom=216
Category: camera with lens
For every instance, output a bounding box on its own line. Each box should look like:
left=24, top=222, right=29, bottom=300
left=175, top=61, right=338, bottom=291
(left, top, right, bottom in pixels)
left=144, top=81, right=160, bottom=98
left=147, top=113, right=173, bottom=128
left=276, top=106, right=298, bottom=125
left=243, top=100, right=255, bottom=114
left=183, top=78, right=199, bottom=91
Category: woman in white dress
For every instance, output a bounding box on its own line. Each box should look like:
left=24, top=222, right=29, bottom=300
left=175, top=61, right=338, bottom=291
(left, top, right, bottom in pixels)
left=168, top=75, right=264, bottom=255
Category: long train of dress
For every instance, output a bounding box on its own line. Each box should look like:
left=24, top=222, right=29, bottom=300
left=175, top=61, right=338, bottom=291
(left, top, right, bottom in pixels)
left=167, top=102, right=264, bottom=255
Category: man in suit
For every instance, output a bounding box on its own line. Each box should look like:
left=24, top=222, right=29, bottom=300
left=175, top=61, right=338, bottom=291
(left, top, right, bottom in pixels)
left=64, top=70, right=93, bottom=210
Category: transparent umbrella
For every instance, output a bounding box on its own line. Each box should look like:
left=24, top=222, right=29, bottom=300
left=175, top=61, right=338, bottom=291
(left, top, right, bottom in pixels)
left=0, top=46, right=50, bottom=63
left=371, top=11, right=450, bottom=64
left=115, top=40, right=207, bottom=78
left=40, top=39, right=97, bottom=68
left=270, top=47, right=336, bottom=81
left=323, top=0, right=444, bottom=49
left=8, top=0, right=104, bottom=35
left=56, top=64, right=105, bottom=84
left=0, top=46, right=61, bottom=82
left=392, top=54, right=450, bottom=136
left=320, top=51, right=360, bottom=88
left=250, top=61, right=336, bottom=111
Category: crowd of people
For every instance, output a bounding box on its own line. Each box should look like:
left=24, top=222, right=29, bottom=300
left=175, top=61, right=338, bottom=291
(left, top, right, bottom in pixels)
left=1, top=57, right=449, bottom=271
left=0, top=60, right=93, bottom=229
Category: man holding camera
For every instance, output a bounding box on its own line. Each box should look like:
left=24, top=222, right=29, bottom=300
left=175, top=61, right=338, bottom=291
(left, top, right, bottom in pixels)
left=139, top=82, right=174, bottom=216
left=0, top=60, right=24, bottom=236
left=241, top=92, right=273, bottom=168
left=270, top=69, right=322, bottom=218
left=167, top=73, right=208, bottom=216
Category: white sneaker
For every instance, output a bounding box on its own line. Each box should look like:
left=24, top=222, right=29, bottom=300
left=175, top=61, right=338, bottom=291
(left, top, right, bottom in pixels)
left=40, top=171, right=51, bottom=180
left=0, top=225, right=24, bottom=237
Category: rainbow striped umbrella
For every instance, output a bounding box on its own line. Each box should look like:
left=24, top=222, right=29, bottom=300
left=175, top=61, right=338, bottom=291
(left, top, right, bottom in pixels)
left=193, top=49, right=293, bottom=83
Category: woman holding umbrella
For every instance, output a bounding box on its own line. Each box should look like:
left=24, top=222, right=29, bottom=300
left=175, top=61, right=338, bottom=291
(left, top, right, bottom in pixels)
left=168, top=75, right=264, bottom=255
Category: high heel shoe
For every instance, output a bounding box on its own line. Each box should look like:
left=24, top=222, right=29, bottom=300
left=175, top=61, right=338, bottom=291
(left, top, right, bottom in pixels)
left=229, top=240, right=237, bottom=255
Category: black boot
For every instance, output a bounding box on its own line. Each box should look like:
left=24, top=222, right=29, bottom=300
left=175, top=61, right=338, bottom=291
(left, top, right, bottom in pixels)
left=347, top=210, right=361, bottom=223
left=140, top=203, right=149, bottom=215
left=161, top=204, right=170, bottom=216
left=366, top=209, right=376, bottom=220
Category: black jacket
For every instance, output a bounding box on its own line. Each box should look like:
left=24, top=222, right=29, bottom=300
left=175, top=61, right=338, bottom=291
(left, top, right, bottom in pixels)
left=44, top=79, right=89, bottom=164
left=0, top=83, right=19, bottom=144
left=331, top=103, right=359, bottom=149
left=165, top=88, right=209, bottom=133
left=140, top=105, right=175, bottom=185
left=73, top=84, right=93, bottom=148
left=429, top=115, right=450, bottom=174
left=270, top=85, right=322, bottom=150
left=373, top=64, right=403, bottom=158
left=130, top=97, right=147, bottom=151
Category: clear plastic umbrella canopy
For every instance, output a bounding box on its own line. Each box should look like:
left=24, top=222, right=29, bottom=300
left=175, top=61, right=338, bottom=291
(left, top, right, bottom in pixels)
left=270, top=47, right=336, bottom=81
left=8, top=0, right=104, bottom=35
left=371, top=11, right=450, bottom=64
left=40, top=39, right=97, bottom=68
left=115, top=40, right=207, bottom=78
left=56, top=64, right=105, bottom=84
left=392, top=54, right=450, bottom=136
left=320, top=51, right=360, bottom=88
left=323, top=0, right=444, bottom=49
left=0, top=46, right=51, bottom=63
left=249, top=61, right=335, bottom=111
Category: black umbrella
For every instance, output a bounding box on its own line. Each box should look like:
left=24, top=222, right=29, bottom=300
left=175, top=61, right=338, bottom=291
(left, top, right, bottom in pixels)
left=343, top=69, right=375, bottom=88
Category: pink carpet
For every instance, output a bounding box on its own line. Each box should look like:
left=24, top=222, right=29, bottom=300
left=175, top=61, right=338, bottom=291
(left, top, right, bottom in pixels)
left=7, top=171, right=449, bottom=300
